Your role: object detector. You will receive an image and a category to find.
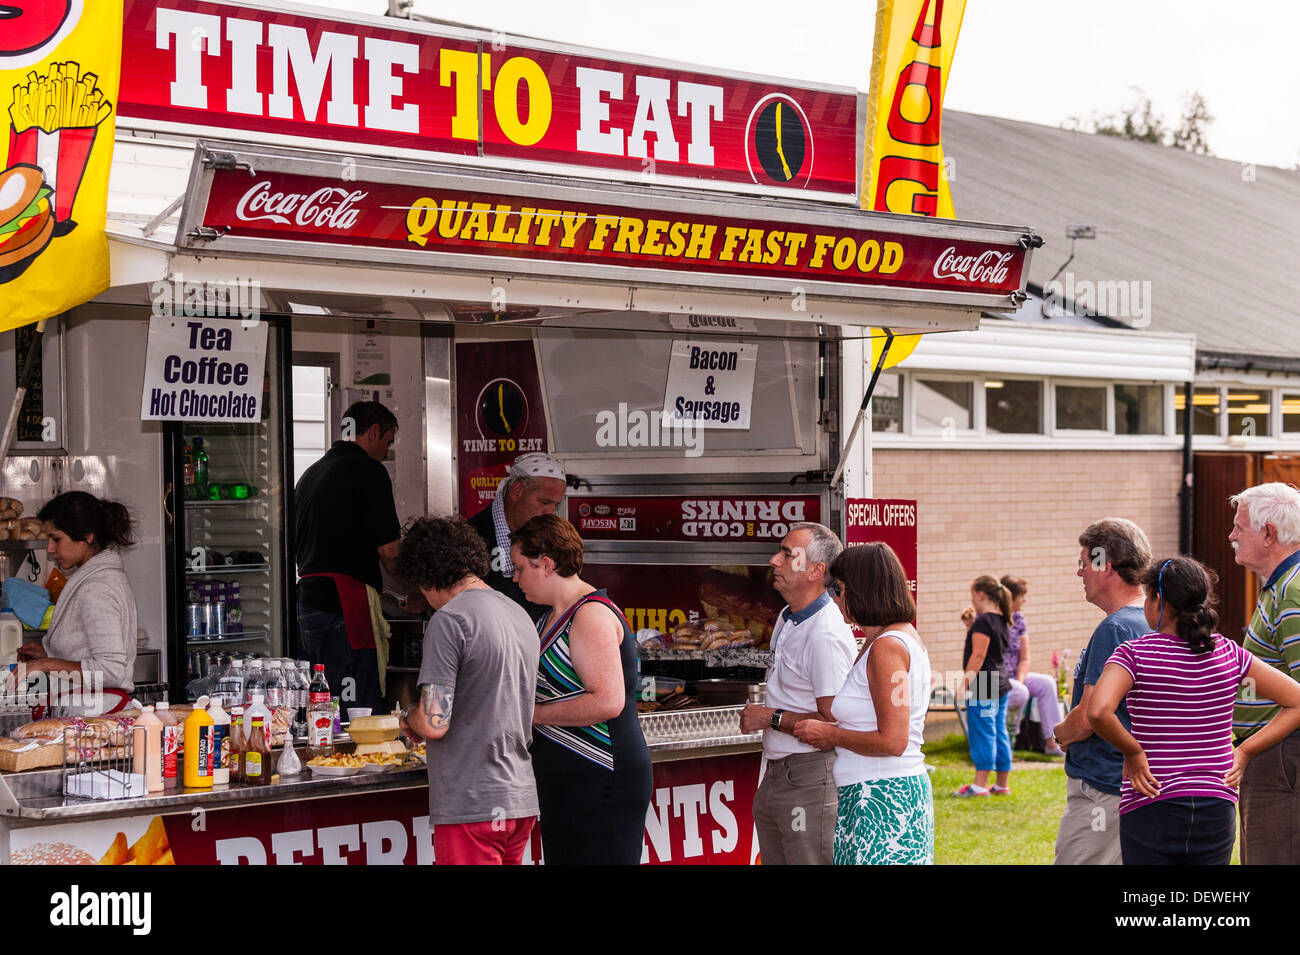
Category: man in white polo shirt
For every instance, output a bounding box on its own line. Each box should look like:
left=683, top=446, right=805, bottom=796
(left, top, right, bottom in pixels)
left=739, top=522, right=856, bottom=865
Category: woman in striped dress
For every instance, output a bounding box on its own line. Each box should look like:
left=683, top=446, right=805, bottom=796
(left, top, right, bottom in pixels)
left=509, top=514, right=652, bottom=864
left=1087, top=556, right=1300, bottom=864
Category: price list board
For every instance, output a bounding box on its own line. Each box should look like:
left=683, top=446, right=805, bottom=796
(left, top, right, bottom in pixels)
left=15, top=325, right=44, bottom=443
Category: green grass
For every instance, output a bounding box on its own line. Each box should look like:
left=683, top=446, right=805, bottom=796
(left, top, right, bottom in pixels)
left=924, top=734, right=1066, bottom=865
left=923, top=734, right=1241, bottom=865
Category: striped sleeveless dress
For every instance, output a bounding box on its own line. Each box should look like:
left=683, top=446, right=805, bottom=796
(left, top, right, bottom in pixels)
left=532, top=589, right=652, bottom=864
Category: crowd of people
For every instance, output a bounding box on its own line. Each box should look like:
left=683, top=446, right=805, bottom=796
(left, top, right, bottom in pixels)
left=298, top=401, right=1300, bottom=867
left=17, top=397, right=1300, bottom=867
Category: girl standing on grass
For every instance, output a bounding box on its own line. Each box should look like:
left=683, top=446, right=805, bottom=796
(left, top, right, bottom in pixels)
left=955, top=575, right=1013, bottom=797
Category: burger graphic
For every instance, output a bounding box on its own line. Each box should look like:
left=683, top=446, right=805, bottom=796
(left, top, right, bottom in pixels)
left=0, top=164, right=54, bottom=283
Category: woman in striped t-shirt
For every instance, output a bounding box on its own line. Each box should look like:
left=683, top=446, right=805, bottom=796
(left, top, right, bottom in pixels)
left=1087, top=556, right=1300, bottom=865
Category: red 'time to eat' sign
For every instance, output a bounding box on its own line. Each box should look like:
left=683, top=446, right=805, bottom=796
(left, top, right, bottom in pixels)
left=119, top=0, right=859, bottom=195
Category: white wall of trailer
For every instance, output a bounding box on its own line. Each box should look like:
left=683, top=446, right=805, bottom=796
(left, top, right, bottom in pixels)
left=63, top=306, right=167, bottom=654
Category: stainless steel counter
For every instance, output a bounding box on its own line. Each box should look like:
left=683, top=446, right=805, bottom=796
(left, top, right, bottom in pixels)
left=0, top=764, right=428, bottom=822
left=0, top=706, right=761, bottom=825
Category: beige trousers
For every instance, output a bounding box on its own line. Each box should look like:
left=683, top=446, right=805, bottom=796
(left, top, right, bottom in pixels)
left=1054, top=776, right=1122, bottom=865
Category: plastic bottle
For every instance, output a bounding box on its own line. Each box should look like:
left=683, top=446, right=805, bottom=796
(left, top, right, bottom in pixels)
left=158, top=701, right=181, bottom=789
left=219, top=657, right=245, bottom=708
left=264, top=659, right=287, bottom=708
left=244, top=693, right=272, bottom=741
left=228, top=706, right=245, bottom=783
left=192, top=437, right=209, bottom=498
left=0, top=609, right=22, bottom=667
left=291, top=661, right=310, bottom=737
left=132, top=706, right=164, bottom=793
left=182, top=444, right=196, bottom=500
left=307, top=664, right=334, bottom=758
left=209, top=697, right=231, bottom=785
left=243, top=658, right=266, bottom=705
left=243, top=715, right=271, bottom=786
left=278, top=731, right=302, bottom=776
left=183, top=696, right=216, bottom=789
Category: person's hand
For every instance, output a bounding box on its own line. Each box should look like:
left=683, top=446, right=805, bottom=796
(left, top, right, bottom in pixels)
left=739, top=704, right=771, bottom=733
left=1122, top=749, right=1160, bottom=798
left=398, top=705, right=423, bottom=744
left=793, top=719, right=837, bottom=751
left=960, top=605, right=976, bottom=627
left=1224, top=748, right=1251, bottom=788
left=16, top=641, right=46, bottom=662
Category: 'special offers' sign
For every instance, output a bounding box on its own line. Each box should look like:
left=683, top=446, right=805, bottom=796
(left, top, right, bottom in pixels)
left=140, top=315, right=268, bottom=422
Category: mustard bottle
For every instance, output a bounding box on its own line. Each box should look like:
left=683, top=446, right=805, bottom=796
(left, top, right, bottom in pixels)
left=183, top=695, right=216, bottom=789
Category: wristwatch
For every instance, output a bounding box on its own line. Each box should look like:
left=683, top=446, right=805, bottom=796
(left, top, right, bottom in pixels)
left=770, top=709, right=785, bottom=731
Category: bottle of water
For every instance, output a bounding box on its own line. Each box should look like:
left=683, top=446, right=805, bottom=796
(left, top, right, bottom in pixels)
left=218, top=658, right=245, bottom=708
left=264, top=659, right=287, bottom=708
left=243, top=657, right=266, bottom=706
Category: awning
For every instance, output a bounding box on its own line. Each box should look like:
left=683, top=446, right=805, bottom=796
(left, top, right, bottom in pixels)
left=101, top=139, right=1040, bottom=335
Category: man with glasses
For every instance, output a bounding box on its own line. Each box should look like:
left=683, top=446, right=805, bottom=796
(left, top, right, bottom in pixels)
left=1051, top=518, right=1151, bottom=865
left=739, top=522, right=855, bottom=864
left=1228, top=482, right=1300, bottom=864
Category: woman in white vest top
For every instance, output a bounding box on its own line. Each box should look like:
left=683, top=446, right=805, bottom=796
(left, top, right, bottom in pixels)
left=794, top=542, right=933, bottom=865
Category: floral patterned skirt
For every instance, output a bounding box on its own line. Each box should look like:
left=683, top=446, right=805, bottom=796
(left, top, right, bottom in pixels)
left=833, top=773, right=934, bottom=865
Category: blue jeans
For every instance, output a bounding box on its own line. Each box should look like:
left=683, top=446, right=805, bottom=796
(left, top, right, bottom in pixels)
left=297, top=605, right=383, bottom=714
left=1120, top=796, right=1235, bottom=865
left=966, top=694, right=1012, bottom=772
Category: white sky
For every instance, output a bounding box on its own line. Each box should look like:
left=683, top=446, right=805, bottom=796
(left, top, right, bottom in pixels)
left=263, top=0, right=1300, bottom=168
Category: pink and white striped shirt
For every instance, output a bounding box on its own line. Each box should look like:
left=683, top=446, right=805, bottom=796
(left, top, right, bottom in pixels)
left=1107, top=633, right=1255, bottom=815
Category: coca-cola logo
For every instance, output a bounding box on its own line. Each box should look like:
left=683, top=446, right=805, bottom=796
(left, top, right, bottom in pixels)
left=233, top=180, right=368, bottom=231
left=932, top=246, right=1013, bottom=285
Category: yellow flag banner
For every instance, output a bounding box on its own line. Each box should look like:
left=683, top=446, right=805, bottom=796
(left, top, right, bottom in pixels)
left=0, top=1, right=123, bottom=331
left=861, top=0, right=966, bottom=368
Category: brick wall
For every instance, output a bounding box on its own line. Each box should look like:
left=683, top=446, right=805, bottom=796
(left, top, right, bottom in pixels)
left=871, top=449, right=1183, bottom=697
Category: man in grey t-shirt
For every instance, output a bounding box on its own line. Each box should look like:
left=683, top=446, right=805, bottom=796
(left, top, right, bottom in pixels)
left=395, top=517, right=539, bottom=865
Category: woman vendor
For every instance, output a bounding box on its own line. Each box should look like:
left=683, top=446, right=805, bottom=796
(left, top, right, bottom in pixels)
left=15, top=491, right=139, bottom=715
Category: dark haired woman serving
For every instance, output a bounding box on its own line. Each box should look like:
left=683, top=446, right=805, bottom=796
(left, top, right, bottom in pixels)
left=509, top=514, right=652, bottom=864
left=16, top=492, right=139, bottom=715
left=1088, top=556, right=1300, bottom=864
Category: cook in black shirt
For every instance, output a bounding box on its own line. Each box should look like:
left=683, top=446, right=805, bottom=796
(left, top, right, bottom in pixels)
left=295, top=401, right=403, bottom=713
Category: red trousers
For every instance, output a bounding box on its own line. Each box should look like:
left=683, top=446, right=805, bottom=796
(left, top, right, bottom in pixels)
left=433, top=815, right=537, bottom=865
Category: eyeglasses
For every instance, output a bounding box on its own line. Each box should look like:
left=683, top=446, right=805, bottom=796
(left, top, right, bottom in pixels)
left=827, top=580, right=844, bottom=598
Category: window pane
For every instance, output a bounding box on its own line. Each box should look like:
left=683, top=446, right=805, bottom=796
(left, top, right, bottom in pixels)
left=1284, top=393, right=1300, bottom=433
left=870, top=373, right=902, bottom=433
left=1055, top=385, right=1106, bottom=431
left=1227, top=389, right=1271, bottom=439
left=915, top=379, right=972, bottom=431
left=1114, top=384, right=1165, bottom=435
left=1175, top=388, right=1222, bottom=436
left=985, top=379, right=1042, bottom=434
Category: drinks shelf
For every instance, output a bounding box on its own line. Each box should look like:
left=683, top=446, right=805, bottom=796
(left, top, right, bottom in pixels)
left=185, top=563, right=269, bottom=576
left=186, top=629, right=269, bottom=646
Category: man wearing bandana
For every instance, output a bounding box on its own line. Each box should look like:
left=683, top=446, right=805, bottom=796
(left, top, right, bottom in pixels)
left=467, top=453, right=567, bottom=621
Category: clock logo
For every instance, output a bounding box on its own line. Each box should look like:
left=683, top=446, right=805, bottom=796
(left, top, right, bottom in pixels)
left=745, top=93, right=814, bottom=188
left=475, top=378, right=528, bottom=438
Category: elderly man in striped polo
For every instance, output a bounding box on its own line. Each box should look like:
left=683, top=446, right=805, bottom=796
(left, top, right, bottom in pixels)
left=1229, top=482, right=1300, bottom=865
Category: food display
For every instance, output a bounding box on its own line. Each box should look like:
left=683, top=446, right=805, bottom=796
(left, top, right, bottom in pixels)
left=696, top=568, right=784, bottom=647
left=307, top=753, right=364, bottom=777
left=0, top=498, right=48, bottom=540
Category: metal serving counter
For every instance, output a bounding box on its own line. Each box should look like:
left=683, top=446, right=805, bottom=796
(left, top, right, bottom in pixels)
left=0, top=764, right=428, bottom=822
left=0, top=708, right=763, bottom=864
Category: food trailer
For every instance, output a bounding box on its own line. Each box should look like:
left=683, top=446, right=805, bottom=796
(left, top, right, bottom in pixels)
left=0, top=0, right=1036, bottom=864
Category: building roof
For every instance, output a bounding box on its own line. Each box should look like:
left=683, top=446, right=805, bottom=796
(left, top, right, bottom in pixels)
left=943, top=111, right=1300, bottom=364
